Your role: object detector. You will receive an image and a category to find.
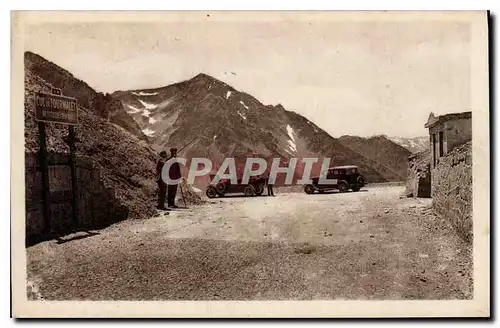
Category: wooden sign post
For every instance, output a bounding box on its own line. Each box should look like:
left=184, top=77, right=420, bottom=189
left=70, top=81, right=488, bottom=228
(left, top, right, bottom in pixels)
left=35, top=88, right=79, bottom=235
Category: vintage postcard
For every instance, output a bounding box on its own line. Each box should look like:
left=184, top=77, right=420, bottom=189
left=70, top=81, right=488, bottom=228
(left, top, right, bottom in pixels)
left=11, top=10, right=490, bottom=318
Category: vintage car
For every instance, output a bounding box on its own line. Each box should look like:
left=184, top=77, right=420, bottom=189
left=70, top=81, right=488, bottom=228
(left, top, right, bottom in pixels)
left=303, top=165, right=366, bottom=194
left=205, top=174, right=267, bottom=198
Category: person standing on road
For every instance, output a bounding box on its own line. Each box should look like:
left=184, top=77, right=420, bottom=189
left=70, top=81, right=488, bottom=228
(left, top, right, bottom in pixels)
left=156, top=151, right=169, bottom=211
left=167, top=147, right=181, bottom=208
left=266, top=173, right=275, bottom=196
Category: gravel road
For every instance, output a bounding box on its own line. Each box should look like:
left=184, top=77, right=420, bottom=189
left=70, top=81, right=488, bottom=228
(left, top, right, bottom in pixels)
left=26, top=185, right=472, bottom=300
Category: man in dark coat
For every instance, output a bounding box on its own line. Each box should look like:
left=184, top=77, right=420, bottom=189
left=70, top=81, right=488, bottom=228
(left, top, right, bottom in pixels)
left=167, top=147, right=181, bottom=208
left=267, top=176, right=275, bottom=196
left=156, top=151, right=169, bottom=210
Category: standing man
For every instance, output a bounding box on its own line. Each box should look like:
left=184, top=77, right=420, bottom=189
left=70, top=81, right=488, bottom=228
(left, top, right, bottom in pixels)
left=265, top=172, right=275, bottom=197
left=167, top=147, right=181, bottom=208
left=267, top=178, right=275, bottom=196
left=156, top=151, right=169, bottom=211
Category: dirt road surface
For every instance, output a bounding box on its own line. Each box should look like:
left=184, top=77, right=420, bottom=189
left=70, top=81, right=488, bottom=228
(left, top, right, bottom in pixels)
left=26, top=185, right=472, bottom=300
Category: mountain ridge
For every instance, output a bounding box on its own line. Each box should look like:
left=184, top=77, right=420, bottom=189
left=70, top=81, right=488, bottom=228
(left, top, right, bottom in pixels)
left=338, top=135, right=412, bottom=181
left=25, top=51, right=147, bottom=140
left=25, top=51, right=413, bottom=184
left=388, top=136, right=429, bottom=153
left=113, top=72, right=410, bottom=183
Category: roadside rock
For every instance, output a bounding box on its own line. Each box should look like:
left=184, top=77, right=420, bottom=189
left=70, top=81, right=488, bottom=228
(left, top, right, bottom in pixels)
left=175, top=178, right=205, bottom=206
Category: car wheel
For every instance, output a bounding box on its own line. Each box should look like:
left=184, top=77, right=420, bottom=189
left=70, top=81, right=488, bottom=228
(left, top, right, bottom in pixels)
left=244, top=185, right=255, bottom=197
left=338, top=182, right=348, bottom=193
left=304, top=184, right=315, bottom=194
left=206, top=186, right=217, bottom=198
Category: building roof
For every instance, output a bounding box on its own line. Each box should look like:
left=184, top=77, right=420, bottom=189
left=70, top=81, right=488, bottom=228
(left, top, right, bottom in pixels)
left=425, top=111, right=472, bottom=129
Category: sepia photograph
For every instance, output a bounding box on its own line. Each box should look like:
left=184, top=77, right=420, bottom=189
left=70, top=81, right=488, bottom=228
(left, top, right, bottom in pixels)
left=10, top=10, right=490, bottom=318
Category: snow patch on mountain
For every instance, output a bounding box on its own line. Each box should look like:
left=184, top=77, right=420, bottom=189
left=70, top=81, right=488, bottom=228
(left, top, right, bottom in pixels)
left=388, top=136, right=429, bottom=153
left=237, top=110, right=247, bottom=120
left=127, top=105, right=141, bottom=114
left=226, top=91, right=232, bottom=99
left=132, top=91, right=158, bottom=96
left=213, top=135, right=217, bottom=140
left=142, top=128, right=155, bottom=137
left=149, top=117, right=157, bottom=124
left=141, top=109, right=151, bottom=118
left=286, top=124, right=295, bottom=140
left=138, top=99, right=158, bottom=110
left=287, top=140, right=297, bottom=153
left=239, top=101, right=249, bottom=109
left=286, top=124, right=298, bottom=153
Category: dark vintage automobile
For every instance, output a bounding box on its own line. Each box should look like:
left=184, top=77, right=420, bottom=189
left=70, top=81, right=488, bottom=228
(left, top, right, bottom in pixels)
left=304, top=165, right=366, bottom=194
left=205, top=174, right=267, bottom=198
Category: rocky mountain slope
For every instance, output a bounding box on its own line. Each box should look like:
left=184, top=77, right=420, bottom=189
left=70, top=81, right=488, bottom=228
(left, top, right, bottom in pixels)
left=25, top=51, right=147, bottom=140
left=339, top=135, right=412, bottom=182
left=113, top=74, right=410, bottom=183
left=388, top=136, right=429, bottom=154
left=24, top=52, right=203, bottom=236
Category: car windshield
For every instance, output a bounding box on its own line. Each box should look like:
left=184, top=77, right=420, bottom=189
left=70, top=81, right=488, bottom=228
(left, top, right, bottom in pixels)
left=323, top=167, right=358, bottom=176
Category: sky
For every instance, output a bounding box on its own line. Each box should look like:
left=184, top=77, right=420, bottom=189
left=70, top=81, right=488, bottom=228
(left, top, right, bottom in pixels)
left=24, top=15, right=471, bottom=138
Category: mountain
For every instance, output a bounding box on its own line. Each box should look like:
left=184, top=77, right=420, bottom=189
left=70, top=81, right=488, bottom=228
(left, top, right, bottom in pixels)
left=113, top=74, right=408, bottom=183
left=338, top=135, right=412, bottom=182
left=25, top=51, right=412, bottom=190
left=388, top=136, right=429, bottom=154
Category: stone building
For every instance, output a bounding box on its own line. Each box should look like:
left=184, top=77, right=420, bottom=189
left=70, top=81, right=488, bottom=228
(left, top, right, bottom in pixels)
left=425, top=111, right=472, bottom=170
left=424, top=111, right=473, bottom=242
left=406, top=111, right=472, bottom=199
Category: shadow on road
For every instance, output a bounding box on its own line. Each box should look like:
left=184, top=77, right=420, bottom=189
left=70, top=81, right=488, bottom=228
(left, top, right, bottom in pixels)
left=56, top=231, right=101, bottom=245
left=304, top=189, right=369, bottom=195
left=210, top=194, right=270, bottom=199
left=210, top=190, right=369, bottom=198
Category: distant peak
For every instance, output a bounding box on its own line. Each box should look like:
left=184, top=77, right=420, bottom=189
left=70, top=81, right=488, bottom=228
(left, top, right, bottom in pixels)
left=193, top=73, right=212, bottom=79
left=186, top=73, right=231, bottom=87
left=191, top=73, right=220, bottom=83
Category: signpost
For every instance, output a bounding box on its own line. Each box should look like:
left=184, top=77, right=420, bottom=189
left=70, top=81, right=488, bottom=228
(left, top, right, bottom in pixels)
left=35, top=88, right=79, bottom=235
left=35, top=91, right=78, bottom=125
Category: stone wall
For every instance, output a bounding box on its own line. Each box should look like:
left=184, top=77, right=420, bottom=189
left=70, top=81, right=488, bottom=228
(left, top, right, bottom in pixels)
left=26, top=151, right=205, bottom=245
left=25, top=152, right=128, bottom=245
left=405, top=150, right=431, bottom=198
left=431, top=141, right=472, bottom=243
